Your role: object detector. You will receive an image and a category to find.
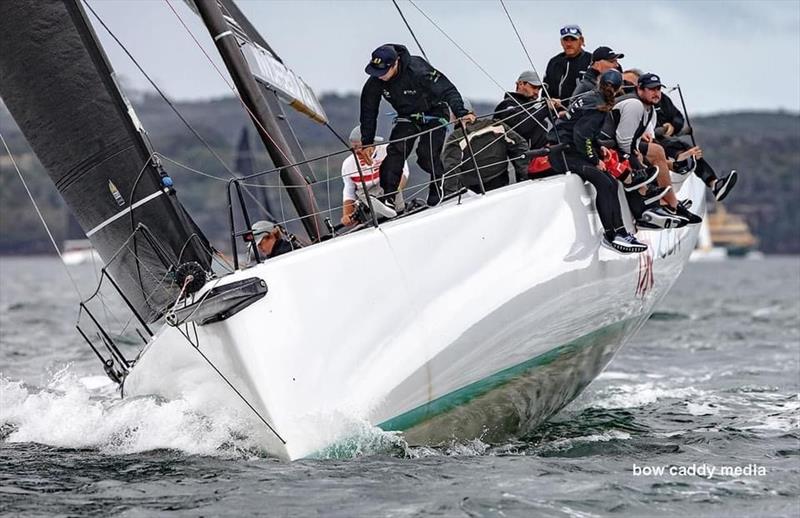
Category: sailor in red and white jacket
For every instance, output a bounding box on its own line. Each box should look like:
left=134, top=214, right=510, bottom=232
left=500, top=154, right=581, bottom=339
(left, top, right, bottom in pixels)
left=341, top=126, right=409, bottom=226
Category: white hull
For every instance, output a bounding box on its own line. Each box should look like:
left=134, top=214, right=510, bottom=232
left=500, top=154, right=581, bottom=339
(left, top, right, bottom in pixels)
left=124, top=174, right=706, bottom=460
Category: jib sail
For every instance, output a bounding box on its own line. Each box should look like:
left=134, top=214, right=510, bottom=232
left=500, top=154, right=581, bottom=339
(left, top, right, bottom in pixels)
left=0, top=1, right=211, bottom=322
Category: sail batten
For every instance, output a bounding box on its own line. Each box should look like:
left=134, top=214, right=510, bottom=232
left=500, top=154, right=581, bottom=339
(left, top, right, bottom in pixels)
left=0, top=0, right=211, bottom=322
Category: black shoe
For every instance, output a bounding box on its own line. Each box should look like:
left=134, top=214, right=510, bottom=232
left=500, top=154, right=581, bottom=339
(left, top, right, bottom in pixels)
left=713, top=171, right=737, bottom=202
left=427, top=191, right=441, bottom=207
left=638, top=205, right=685, bottom=229
left=368, top=195, right=397, bottom=219
left=602, top=232, right=648, bottom=254
left=643, top=184, right=672, bottom=206
left=673, top=155, right=696, bottom=175
left=680, top=199, right=693, bottom=210
left=675, top=200, right=702, bottom=225
left=624, top=166, right=660, bottom=192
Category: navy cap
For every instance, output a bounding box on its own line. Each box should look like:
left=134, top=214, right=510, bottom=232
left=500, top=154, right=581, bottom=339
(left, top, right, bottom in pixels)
left=560, top=25, right=582, bottom=39
left=638, top=73, right=663, bottom=89
left=365, top=45, right=398, bottom=77
left=592, top=46, right=624, bottom=62
left=600, top=69, right=623, bottom=89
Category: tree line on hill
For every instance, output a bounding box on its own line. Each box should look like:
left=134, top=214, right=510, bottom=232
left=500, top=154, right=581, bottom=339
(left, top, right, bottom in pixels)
left=1, top=93, right=798, bottom=254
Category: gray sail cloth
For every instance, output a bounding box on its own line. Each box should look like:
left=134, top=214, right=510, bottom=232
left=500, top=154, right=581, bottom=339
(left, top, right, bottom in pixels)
left=0, top=0, right=211, bottom=322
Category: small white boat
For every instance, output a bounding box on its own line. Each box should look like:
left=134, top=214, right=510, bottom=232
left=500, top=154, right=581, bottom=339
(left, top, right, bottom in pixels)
left=61, top=239, right=102, bottom=266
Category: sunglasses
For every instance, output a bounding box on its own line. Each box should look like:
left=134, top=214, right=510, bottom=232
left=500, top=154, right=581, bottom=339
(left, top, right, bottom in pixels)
left=560, top=26, right=581, bottom=37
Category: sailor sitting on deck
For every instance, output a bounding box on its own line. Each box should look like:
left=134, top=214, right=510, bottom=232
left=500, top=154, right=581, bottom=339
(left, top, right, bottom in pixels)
left=611, top=72, right=702, bottom=227
left=550, top=69, right=648, bottom=254
left=542, top=24, right=591, bottom=108
left=359, top=43, right=475, bottom=209
left=340, top=125, right=409, bottom=226
left=442, top=99, right=529, bottom=195
left=248, top=220, right=294, bottom=263
left=493, top=70, right=553, bottom=151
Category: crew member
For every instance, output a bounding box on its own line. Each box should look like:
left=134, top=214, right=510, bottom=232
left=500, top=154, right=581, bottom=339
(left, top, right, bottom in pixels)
left=572, top=46, right=625, bottom=101
left=551, top=69, right=648, bottom=254
left=543, top=24, right=592, bottom=103
left=360, top=44, right=475, bottom=208
left=249, top=220, right=293, bottom=262
left=493, top=70, right=552, bottom=150
left=340, top=126, right=409, bottom=226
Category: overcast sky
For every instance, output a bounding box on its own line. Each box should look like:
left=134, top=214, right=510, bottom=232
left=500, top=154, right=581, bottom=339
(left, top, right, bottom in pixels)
left=89, top=0, right=800, bottom=115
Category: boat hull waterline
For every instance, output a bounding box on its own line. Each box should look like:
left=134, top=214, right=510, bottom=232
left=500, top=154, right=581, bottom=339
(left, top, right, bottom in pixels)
left=124, top=173, right=705, bottom=460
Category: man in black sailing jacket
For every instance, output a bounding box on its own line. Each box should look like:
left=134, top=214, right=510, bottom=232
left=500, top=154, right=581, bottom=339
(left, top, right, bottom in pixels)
left=543, top=25, right=592, bottom=103
left=571, top=46, right=625, bottom=103
left=360, top=44, right=475, bottom=208
left=493, top=70, right=552, bottom=150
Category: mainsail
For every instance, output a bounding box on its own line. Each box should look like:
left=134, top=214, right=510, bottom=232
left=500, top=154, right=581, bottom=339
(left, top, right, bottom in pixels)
left=190, top=0, right=328, bottom=241
left=0, top=1, right=211, bottom=322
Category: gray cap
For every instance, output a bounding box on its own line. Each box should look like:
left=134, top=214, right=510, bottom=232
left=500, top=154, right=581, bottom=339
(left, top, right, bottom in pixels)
left=517, top=70, right=542, bottom=86
left=252, top=220, right=276, bottom=238
left=349, top=125, right=384, bottom=143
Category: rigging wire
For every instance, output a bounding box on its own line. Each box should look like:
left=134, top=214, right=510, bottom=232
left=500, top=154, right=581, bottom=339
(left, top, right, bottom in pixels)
left=83, top=0, right=279, bottom=223
left=1, top=132, right=85, bottom=301
left=391, top=0, right=429, bottom=61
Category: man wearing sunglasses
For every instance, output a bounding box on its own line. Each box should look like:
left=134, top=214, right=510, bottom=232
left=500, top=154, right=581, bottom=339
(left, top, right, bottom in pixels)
left=543, top=25, right=591, bottom=104
left=572, top=46, right=625, bottom=102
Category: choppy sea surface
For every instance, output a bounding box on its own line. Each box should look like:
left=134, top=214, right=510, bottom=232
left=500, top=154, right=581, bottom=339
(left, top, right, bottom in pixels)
left=0, top=256, right=798, bottom=517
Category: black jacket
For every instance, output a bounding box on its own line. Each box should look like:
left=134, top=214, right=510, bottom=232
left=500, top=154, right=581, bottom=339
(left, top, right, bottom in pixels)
left=268, top=238, right=293, bottom=259
left=571, top=67, right=601, bottom=103
left=442, top=119, right=529, bottom=191
left=360, top=44, right=468, bottom=145
left=654, top=93, right=685, bottom=136
left=555, top=90, right=611, bottom=165
left=543, top=50, right=592, bottom=100
left=493, top=92, right=552, bottom=150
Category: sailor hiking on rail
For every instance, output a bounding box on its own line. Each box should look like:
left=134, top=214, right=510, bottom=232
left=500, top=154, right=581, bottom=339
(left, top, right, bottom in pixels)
left=550, top=69, right=650, bottom=254
left=359, top=43, right=475, bottom=210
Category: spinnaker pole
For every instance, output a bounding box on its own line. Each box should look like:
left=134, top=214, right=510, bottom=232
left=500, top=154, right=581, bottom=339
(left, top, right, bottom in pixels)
left=194, top=0, right=326, bottom=242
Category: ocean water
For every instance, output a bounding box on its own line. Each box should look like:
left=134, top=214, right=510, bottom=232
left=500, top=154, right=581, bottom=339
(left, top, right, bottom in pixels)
left=1, top=256, right=798, bottom=517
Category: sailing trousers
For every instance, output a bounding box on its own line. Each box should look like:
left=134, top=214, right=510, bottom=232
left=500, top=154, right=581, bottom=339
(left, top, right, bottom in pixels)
left=381, top=119, right=447, bottom=205
left=550, top=151, right=626, bottom=235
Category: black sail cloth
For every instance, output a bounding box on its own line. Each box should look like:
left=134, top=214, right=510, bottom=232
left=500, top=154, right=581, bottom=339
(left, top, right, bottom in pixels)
left=0, top=0, right=211, bottom=322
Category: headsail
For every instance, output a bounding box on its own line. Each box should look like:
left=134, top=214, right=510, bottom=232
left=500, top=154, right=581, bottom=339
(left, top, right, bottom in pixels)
left=0, top=1, right=211, bottom=322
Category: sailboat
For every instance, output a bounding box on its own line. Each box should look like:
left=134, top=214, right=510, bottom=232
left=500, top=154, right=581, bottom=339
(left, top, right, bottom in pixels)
left=0, top=0, right=707, bottom=460
left=62, top=213, right=102, bottom=266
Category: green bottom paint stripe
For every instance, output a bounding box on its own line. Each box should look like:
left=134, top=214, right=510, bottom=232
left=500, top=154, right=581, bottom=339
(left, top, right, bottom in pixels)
left=378, top=318, right=632, bottom=432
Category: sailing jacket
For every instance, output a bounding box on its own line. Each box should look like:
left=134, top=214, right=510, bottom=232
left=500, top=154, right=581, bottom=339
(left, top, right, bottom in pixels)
left=543, top=50, right=592, bottom=100
left=554, top=90, right=612, bottom=166
left=654, top=93, right=685, bottom=136
left=571, top=68, right=601, bottom=104
left=493, top=92, right=552, bottom=150
left=360, top=44, right=469, bottom=146
left=442, top=119, right=529, bottom=191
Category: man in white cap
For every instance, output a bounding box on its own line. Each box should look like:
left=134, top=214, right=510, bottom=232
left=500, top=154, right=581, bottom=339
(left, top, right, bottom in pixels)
left=543, top=24, right=592, bottom=102
left=249, top=220, right=293, bottom=262
left=493, top=70, right=553, bottom=150
left=340, top=125, right=410, bottom=226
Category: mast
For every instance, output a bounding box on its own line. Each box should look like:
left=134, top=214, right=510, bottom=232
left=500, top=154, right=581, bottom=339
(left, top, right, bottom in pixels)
left=194, top=0, right=326, bottom=242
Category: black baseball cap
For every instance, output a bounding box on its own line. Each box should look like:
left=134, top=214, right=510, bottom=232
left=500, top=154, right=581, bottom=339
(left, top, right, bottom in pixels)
left=592, top=46, right=624, bottom=62
left=365, top=45, right=398, bottom=77
left=638, top=73, right=663, bottom=89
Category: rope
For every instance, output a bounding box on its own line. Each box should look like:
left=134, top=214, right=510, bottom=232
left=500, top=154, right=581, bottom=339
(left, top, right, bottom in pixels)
left=1, top=131, right=85, bottom=300
left=391, top=0, right=429, bottom=61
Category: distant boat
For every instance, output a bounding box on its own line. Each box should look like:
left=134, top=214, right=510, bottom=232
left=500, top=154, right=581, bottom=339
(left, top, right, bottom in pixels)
left=689, top=218, right=727, bottom=262
left=708, top=205, right=758, bottom=257
left=61, top=214, right=100, bottom=266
